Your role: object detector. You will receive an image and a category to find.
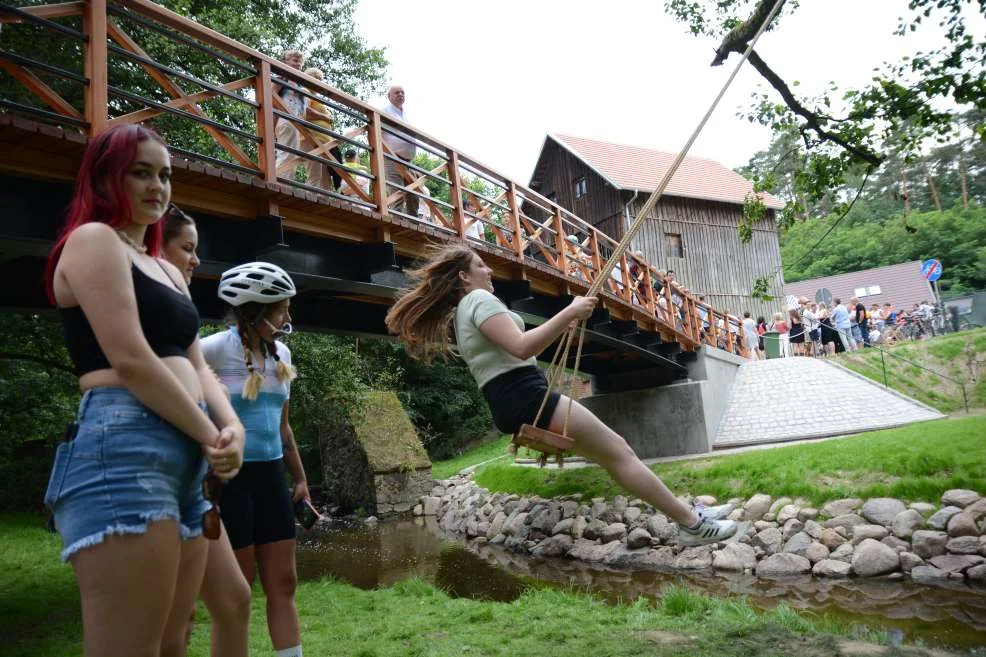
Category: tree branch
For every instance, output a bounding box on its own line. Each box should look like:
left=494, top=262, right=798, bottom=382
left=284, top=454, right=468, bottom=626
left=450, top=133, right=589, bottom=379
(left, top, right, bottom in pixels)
left=711, top=0, right=786, bottom=66
left=746, top=51, right=884, bottom=167
left=0, top=352, right=75, bottom=375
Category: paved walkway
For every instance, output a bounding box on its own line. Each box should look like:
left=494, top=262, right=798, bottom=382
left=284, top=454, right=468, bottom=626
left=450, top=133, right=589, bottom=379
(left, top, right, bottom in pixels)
left=714, top=357, right=944, bottom=447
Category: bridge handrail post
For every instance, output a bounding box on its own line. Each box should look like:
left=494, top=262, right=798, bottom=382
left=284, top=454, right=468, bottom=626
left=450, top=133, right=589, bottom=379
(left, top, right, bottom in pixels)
left=367, top=110, right=388, bottom=216
left=588, top=230, right=602, bottom=287
left=507, top=181, right=524, bottom=260
left=84, top=0, right=109, bottom=133
left=552, top=205, right=568, bottom=275
left=641, top=263, right=655, bottom=315
left=254, top=59, right=276, bottom=182
left=619, top=252, right=631, bottom=303
left=447, top=149, right=465, bottom=239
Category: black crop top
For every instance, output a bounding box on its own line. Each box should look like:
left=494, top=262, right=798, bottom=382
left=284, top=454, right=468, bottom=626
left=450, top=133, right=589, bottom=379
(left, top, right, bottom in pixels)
left=60, top=264, right=201, bottom=376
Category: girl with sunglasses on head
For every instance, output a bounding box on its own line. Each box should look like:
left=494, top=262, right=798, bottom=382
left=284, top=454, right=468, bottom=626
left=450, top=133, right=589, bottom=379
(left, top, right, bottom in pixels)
left=43, top=124, right=245, bottom=657
left=385, top=244, right=741, bottom=548
left=161, top=204, right=253, bottom=657
left=200, top=263, right=309, bottom=657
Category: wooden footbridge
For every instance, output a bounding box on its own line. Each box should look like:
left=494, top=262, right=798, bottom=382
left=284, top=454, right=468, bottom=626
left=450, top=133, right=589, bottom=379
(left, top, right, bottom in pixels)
left=0, top=0, right=747, bottom=393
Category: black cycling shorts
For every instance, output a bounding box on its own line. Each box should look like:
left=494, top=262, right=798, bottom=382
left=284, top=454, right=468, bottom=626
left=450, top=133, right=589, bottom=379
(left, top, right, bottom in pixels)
left=482, top=366, right=561, bottom=435
left=220, top=458, right=296, bottom=550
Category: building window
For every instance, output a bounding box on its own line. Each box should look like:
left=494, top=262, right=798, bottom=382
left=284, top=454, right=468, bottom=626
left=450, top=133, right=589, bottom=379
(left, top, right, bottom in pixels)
left=574, top=177, right=587, bottom=199
left=854, top=285, right=882, bottom=298
left=665, top=233, right=684, bottom=258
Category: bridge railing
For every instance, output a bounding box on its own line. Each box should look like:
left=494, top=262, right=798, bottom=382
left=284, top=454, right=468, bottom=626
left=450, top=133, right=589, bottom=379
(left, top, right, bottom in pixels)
left=0, top=0, right=747, bottom=358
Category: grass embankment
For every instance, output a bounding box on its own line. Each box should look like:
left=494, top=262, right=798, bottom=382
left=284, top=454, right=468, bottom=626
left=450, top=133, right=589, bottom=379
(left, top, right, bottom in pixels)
left=431, top=434, right=512, bottom=479
left=2, top=513, right=890, bottom=657
left=837, top=328, right=986, bottom=412
left=472, top=415, right=986, bottom=508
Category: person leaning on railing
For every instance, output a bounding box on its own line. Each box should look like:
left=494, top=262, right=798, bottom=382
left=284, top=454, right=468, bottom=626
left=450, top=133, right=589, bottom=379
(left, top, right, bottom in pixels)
left=379, top=85, right=418, bottom=218
left=273, top=50, right=308, bottom=171
left=301, top=67, right=343, bottom=192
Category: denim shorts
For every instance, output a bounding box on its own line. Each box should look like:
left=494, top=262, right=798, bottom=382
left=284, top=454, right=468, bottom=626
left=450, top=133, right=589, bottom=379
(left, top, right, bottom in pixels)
left=44, top=387, right=210, bottom=562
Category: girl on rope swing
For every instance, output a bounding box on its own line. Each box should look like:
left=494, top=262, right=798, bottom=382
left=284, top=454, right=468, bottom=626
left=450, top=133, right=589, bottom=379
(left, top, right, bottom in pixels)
left=385, top=243, right=741, bottom=546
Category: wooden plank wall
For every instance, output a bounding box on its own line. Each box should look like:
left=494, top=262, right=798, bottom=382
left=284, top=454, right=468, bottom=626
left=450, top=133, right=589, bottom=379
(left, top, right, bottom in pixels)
left=626, top=194, right=785, bottom=321
left=528, top=140, right=623, bottom=232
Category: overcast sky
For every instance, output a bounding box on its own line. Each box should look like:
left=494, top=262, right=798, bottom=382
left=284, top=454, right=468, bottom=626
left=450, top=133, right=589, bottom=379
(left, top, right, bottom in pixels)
left=353, top=1, right=977, bottom=184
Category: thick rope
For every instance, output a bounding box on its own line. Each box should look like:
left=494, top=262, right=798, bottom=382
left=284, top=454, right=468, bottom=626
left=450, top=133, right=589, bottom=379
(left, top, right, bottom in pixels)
left=539, top=0, right=786, bottom=441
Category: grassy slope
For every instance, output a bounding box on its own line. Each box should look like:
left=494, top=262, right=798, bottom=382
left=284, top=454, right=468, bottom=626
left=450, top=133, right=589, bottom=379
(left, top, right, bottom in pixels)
left=473, top=415, right=986, bottom=507
left=2, top=513, right=893, bottom=657
left=836, top=328, right=986, bottom=412
left=431, top=435, right=512, bottom=480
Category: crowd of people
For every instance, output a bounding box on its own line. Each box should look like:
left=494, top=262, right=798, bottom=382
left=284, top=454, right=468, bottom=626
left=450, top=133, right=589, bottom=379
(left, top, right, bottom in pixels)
left=737, top=296, right=944, bottom=361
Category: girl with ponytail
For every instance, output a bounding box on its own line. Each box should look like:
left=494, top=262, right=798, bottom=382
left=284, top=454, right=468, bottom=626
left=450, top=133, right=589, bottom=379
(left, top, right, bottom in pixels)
left=200, top=262, right=307, bottom=657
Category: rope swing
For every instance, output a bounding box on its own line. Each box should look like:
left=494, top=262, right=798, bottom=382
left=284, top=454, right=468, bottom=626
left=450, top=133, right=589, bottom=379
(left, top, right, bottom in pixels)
left=512, top=0, right=787, bottom=465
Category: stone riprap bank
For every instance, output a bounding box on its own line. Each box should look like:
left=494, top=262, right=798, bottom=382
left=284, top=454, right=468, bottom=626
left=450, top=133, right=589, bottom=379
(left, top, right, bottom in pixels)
left=414, top=478, right=986, bottom=584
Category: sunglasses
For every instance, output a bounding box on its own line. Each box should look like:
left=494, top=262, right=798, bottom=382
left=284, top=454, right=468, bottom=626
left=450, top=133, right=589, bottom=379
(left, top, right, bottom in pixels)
left=202, top=470, right=223, bottom=541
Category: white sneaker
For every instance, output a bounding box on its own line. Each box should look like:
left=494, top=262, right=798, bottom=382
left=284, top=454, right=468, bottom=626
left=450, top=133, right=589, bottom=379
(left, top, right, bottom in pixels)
left=677, top=517, right=743, bottom=547
left=694, top=503, right=733, bottom=521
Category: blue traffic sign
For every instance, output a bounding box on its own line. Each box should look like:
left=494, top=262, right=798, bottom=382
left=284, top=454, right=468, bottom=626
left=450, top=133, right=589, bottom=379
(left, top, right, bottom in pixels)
left=921, top=259, right=942, bottom=282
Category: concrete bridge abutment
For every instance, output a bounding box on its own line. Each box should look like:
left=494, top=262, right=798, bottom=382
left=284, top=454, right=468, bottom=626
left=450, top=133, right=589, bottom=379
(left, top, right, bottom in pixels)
left=579, top=346, right=746, bottom=458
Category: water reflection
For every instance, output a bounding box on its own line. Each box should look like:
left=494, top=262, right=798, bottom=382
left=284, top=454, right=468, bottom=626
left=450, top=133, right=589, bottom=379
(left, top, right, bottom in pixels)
left=296, top=517, right=986, bottom=649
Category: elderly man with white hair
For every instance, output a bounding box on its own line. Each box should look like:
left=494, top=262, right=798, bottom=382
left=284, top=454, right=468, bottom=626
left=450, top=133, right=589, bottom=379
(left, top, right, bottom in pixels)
left=380, top=85, right=418, bottom=218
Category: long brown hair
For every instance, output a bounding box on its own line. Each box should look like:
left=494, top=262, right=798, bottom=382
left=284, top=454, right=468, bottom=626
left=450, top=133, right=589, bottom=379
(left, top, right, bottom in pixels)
left=385, top=243, right=476, bottom=362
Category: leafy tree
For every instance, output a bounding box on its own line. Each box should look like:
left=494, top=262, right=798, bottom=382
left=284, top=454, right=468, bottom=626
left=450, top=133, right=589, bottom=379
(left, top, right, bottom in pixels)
left=667, top=0, right=986, bottom=231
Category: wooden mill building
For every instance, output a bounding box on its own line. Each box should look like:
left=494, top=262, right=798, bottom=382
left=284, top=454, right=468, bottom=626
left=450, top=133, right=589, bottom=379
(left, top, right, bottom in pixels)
left=528, top=134, right=785, bottom=319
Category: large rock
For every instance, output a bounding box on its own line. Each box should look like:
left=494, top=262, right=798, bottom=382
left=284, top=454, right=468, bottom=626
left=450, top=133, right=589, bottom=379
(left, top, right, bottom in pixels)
left=899, top=552, right=923, bottom=572
left=820, top=528, right=847, bottom=550
left=909, top=502, right=936, bottom=515
left=813, top=559, right=852, bottom=578
left=531, top=534, right=573, bottom=558
left=782, top=532, right=813, bottom=557
left=821, top=498, right=863, bottom=518
left=756, top=553, right=811, bottom=577
left=910, top=565, right=949, bottom=584
left=891, top=509, right=924, bottom=539
left=571, top=515, right=587, bottom=540
left=630, top=546, right=675, bottom=569
left=583, top=519, right=607, bottom=541
left=752, top=527, right=783, bottom=555
left=623, top=507, right=642, bottom=525
left=781, top=519, right=805, bottom=541
left=929, top=554, right=985, bottom=573
left=967, top=564, right=986, bottom=584
left=927, top=506, right=962, bottom=530
left=860, top=498, right=907, bottom=527
left=881, top=536, right=909, bottom=553
left=947, top=536, right=981, bottom=555
left=805, top=542, right=831, bottom=564
left=852, top=524, right=889, bottom=545
left=802, top=520, right=824, bottom=540
left=646, top=514, right=676, bottom=543
left=600, top=522, right=627, bottom=543
left=674, top=546, right=714, bottom=569
left=713, top=543, right=757, bottom=571
left=627, top=527, right=651, bottom=550
left=942, top=489, right=981, bottom=508
left=744, top=494, right=773, bottom=521
left=824, top=514, right=867, bottom=530
left=319, top=390, right=432, bottom=516
left=568, top=538, right=622, bottom=562
left=911, top=531, right=949, bottom=559
left=530, top=506, right=561, bottom=534
left=769, top=497, right=793, bottom=515
left=776, top=504, right=800, bottom=524
left=947, top=512, right=979, bottom=537
left=830, top=542, right=854, bottom=563
left=487, top=511, right=507, bottom=539
left=964, top=498, right=986, bottom=522
left=552, top=518, right=574, bottom=536
left=852, top=539, right=900, bottom=577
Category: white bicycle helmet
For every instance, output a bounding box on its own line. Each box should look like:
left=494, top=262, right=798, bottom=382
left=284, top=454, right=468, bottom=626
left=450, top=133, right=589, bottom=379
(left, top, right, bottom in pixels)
left=218, top=262, right=296, bottom=306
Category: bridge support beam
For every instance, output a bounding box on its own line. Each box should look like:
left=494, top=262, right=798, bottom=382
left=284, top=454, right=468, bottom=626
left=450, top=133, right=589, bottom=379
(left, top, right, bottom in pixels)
left=580, top=346, right=746, bottom=458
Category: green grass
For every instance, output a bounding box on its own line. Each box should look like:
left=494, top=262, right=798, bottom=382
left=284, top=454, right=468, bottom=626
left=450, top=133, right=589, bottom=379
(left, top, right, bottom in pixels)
left=1, top=514, right=893, bottom=657
left=474, top=415, right=986, bottom=508
left=837, top=328, right=986, bottom=412
left=431, top=434, right=512, bottom=480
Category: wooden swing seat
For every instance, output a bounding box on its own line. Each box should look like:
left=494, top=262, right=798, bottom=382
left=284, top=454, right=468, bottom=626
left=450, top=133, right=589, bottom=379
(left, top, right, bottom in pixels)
left=512, top=423, right=574, bottom=455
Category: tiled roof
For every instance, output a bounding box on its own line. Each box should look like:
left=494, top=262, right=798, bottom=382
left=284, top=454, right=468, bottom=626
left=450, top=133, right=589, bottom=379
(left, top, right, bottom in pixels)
left=551, top=134, right=785, bottom=210
left=784, top=261, right=936, bottom=311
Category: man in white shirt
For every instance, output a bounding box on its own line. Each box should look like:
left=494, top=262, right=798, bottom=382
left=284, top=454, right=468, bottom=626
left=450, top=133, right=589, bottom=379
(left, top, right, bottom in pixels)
left=380, top=85, right=418, bottom=218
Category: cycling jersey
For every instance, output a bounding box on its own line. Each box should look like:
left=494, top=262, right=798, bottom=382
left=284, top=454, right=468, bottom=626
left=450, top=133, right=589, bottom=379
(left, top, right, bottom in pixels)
left=201, top=327, right=292, bottom=462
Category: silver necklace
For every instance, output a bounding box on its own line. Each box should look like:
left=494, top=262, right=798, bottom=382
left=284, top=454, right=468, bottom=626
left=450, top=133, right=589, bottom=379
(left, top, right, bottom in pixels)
left=115, top=230, right=147, bottom=254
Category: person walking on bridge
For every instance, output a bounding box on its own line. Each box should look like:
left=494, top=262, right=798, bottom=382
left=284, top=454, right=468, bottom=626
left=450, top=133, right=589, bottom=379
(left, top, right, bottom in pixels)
left=380, top=85, right=419, bottom=218
left=385, top=244, right=741, bottom=547
left=43, top=124, right=245, bottom=657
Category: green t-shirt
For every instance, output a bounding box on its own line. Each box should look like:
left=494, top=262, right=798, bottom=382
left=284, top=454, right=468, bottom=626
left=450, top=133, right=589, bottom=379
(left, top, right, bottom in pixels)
left=454, top=289, right=535, bottom=388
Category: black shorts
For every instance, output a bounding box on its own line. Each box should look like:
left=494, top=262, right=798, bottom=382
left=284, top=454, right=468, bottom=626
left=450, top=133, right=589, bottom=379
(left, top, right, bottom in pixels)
left=220, top=458, right=296, bottom=550
left=789, top=324, right=806, bottom=344
left=482, top=366, right=561, bottom=435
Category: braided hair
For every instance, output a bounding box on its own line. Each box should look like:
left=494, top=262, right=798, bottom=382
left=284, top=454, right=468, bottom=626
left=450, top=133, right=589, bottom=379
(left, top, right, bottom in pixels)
left=229, top=302, right=296, bottom=400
